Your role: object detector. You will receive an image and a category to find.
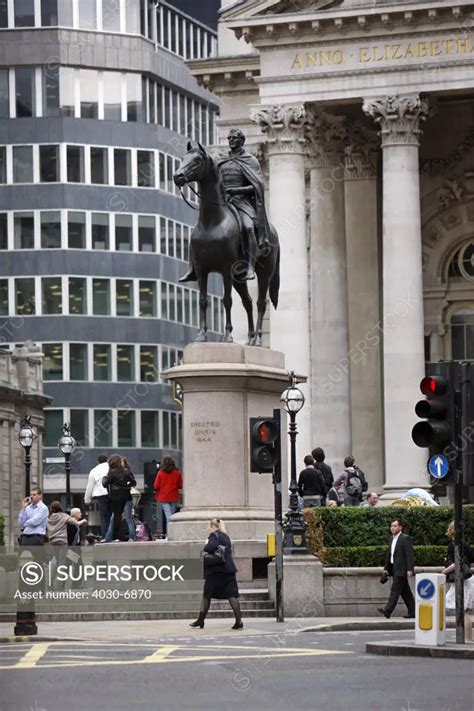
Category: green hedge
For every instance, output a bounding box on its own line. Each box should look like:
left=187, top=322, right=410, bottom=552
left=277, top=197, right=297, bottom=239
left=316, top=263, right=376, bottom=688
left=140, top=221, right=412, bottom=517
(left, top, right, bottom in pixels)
left=303, top=505, right=474, bottom=567
left=322, top=546, right=446, bottom=568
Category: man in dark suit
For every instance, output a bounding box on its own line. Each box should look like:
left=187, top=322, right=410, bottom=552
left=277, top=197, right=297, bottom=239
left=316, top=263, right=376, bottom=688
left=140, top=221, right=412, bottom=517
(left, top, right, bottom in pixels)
left=378, top=519, right=415, bottom=619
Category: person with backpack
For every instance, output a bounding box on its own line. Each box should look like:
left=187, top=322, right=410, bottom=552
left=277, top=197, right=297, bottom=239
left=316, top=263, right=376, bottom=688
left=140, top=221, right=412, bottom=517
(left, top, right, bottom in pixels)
left=334, top=456, right=368, bottom=506
left=102, top=455, right=136, bottom=541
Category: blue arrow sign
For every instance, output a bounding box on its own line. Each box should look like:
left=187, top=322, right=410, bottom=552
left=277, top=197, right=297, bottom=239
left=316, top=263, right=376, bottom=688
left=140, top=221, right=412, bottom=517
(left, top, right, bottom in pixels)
left=428, top=454, right=449, bottom=479
left=417, top=579, right=435, bottom=600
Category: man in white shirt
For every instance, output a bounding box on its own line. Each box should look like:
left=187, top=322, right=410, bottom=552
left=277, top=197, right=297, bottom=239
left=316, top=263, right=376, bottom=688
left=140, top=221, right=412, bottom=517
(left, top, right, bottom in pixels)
left=84, top=455, right=110, bottom=538
left=378, top=519, right=415, bottom=619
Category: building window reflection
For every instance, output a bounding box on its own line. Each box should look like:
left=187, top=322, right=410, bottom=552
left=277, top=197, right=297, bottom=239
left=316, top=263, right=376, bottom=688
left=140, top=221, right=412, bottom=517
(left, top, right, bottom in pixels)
left=14, top=0, right=34, bottom=27
left=42, top=277, right=62, bottom=314
left=42, top=65, right=60, bottom=116
left=93, top=344, right=111, bottom=380
left=0, top=70, right=8, bottom=118
left=0, top=214, right=6, bottom=250
left=140, top=345, right=157, bottom=382
left=13, top=145, right=33, bottom=183
left=41, top=211, right=61, bottom=249
left=139, top=216, right=155, bottom=252
left=94, top=409, right=113, bottom=447
left=14, top=212, right=34, bottom=249
left=60, top=67, right=75, bottom=117
left=117, top=344, right=135, bottom=381
left=90, top=146, right=108, bottom=184
left=137, top=150, right=155, bottom=187
left=15, top=67, right=36, bottom=117
left=114, top=149, right=132, bottom=186
left=80, top=69, right=99, bottom=119
left=40, top=145, right=59, bottom=182
left=116, top=279, right=134, bottom=316
left=92, top=279, right=110, bottom=315
left=104, top=72, right=122, bottom=120
left=70, top=343, right=88, bottom=380
left=141, top=411, right=159, bottom=447
left=118, top=410, right=135, bottom=447
left=68, top=212, right=86, bottom=249
left=67, top=145, right=85, bottom=182
left=70, top=409, right=88, bottom=446
left=115, top=214, right=133, bottom=251
left=0, top=279, right=8, bottom=315
left=15, top=278, right=35, bottom=315
left=45, top=410, right=64, bottom=447
left=69, top=277, right=87, bottom=314
left=43, top=343, right=63, bottom=380
left=79, top=0, right=96, bottom=30
left=139, top=281, right=156, bottom=317
left=92, top=213, right=109, bottom=250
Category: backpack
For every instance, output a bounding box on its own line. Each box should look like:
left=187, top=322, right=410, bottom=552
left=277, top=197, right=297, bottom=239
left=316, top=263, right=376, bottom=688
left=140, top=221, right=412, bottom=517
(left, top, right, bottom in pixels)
left=345, top=468, right=362, bottom=496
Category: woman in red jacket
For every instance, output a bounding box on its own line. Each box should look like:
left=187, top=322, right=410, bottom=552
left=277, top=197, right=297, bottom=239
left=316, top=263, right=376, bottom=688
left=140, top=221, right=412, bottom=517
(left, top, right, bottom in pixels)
left=153, top=456, right=183, bottom=534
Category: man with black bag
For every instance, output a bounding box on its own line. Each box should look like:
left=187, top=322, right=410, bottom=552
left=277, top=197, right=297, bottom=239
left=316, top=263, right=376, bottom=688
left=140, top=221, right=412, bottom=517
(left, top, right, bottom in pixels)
left=378, top=519, right=416, bottom=619
left=334, top=456, right=368, bottom=507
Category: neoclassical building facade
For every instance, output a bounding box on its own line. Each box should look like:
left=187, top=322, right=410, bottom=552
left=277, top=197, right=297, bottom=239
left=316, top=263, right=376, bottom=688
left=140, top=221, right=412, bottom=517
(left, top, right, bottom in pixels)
left=190, top=0, right=474, bottom=499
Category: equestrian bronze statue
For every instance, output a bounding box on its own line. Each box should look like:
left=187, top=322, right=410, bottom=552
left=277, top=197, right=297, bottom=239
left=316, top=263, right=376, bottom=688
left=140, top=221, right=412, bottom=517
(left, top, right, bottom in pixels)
left=173, top=128, right=280, bottom=347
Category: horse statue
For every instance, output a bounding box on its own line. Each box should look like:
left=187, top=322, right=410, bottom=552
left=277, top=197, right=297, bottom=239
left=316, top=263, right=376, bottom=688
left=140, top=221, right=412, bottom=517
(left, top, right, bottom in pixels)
left=173, top=141, right=280, bottom=347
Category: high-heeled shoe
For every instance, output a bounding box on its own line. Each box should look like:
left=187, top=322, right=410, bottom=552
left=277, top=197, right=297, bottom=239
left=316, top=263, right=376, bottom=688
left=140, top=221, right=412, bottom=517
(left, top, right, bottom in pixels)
left=231, top=620, right=243, bottom=630
left=189, top=617, right=204, bottom=629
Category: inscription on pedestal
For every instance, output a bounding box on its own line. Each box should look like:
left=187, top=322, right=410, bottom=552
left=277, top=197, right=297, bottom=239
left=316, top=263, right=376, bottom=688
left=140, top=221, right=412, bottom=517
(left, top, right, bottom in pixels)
left=190, top=420, right=221, bottom=443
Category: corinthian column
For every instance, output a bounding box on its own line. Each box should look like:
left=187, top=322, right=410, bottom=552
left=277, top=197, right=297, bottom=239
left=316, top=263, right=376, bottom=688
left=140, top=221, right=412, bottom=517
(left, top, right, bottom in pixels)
left=343, top=123, right=384, bottom=490
left=363, top=94, right=431, bottom=500
left=251, top=104, right=312, bottom=459
left=306, top=110, right=350, bottom=473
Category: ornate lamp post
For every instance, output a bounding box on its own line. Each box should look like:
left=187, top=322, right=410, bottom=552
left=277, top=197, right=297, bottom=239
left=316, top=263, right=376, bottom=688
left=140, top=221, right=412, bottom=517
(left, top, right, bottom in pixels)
left=18, top=415, right=36, bottom=498
left=58, top=423, right=76, bottom=512
left=280, top=373, right=308, bottom=554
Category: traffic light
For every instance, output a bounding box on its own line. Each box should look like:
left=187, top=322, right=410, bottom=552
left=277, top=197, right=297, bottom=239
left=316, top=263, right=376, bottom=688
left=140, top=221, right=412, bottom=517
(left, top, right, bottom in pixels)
left=411, top=362, right=457, bottom=480
left=249, top=417, right=280, bottom=473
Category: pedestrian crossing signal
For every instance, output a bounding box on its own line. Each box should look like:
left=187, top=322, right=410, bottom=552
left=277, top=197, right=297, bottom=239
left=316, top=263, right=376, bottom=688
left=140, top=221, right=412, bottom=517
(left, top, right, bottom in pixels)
left=249, top=417, right=279, bottom=473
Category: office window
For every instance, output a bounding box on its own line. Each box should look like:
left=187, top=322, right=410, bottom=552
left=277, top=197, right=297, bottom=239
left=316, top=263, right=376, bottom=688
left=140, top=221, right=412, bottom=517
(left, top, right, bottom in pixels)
left=39, top=145, right=59, bottom=182
left=183, top=225, right=190, bottom=261
left=167, top=219, right=174, bottom=257
left=0, top=146, right=7, bottom=183
left=159, top=217, right=166, bottom=254
left=141, top=411, right=158, bottom=448
left=177, top=286, right=183, bottom=323
left=70, top=410, right=88, bottom=446
left=43, top=343, right=63, bottom=380
left=92, top=213, right=109, bottom=250
left=102, top=0, right=120, bottom=31
left=168, top=284, right=176, bottom=321
left=114, top=149, right=131, bottom=185
left=70, top=343, right=87, bottom=380
left=60, top=67, right=75, bottom=117
left=137, top=150, right=154, bottom=187
left=160, top=282, right=168, bottom=320
left=163, top=86, right=170, bottom=128
left=167, top=155, right=173, bottom=193
left=140, top=346, right=157, bottom=382
left=126, top=73, right=142, bottom=121
left=14, top=0, right=34, bottom=27
left=58, top=0, right=73, bottom=25
left=93, top=279, right=110, bottom=315
left=126, top=0, right=140, bottom=33
left=14, top=212, right=34, bottom=249
left=0, top=214, right=6, bottom=249
left=42, top=277, right=62, bottom=314
left=79, top=69, right=98, bottom=118
left=79, top=0, right=96, bottom=29
left=176, top=223, right=183, bottom=260
left=118, top=410, right=135, bottom=447
left=69, top=277, right=87, bottom=314
left=13, top=146, right=33, bottom=183
left=68, top=212, right=86, bottom=249
left=67, top=145, right=85, bottom=182
left=115, top=214, right=133, bottom=251
left=41, top=0, right=58, bottom=25
left=0, top=279, right=8, bottom=315
left=163, top=411, right=179, bottom=449
left=16, top=278, right=35, bottom=315
left=94, top=409, right=113, bottom=447
left=139, top=281, right=156, bottom=317
left=0, top=70, right=8, bottom=118
left=90, top=147, right=108, bottom=184
left=44, top=410, right=64, bottom=447
left=93, top=344, right=111, bottom=380
left=148, top=80, right=156, bottom=124
left=15, top=67, right=35, bottom=117
left=117, top=344, right=134, bottom=381
left=103, top=72, right=122, bottom=120
left=159, top=153, right=165, bottom=190
left=172, top=91, right=178, bottom=131
left=41, top=211, right=61, bottom=248
left=116, top=279, right=133, bottom=316
left=138, top=216, right=155, bottom=252
left=42, top=65, right=59, bottom=116
left=0, top=0, right=7, bottom=27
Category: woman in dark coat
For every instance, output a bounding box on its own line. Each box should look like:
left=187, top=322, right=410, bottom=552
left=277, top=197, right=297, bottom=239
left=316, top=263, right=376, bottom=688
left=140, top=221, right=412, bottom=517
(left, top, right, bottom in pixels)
left=102, top=455, right=136, bottom=542
left=190, top=518, right=243, bottom=630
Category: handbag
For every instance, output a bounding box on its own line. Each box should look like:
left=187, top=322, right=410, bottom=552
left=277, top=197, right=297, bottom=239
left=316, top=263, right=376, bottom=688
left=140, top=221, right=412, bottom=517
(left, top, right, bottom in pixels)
left=202, top=533, right=226, bottom=568
left=446, top=561, right=472, bottom=583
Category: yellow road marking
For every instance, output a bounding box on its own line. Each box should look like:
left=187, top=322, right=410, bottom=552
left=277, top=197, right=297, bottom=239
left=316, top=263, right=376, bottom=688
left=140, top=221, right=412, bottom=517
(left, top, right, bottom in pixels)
left=143, top=645, right=180, bottom=663
left=15, top=643, right=51, bottom=669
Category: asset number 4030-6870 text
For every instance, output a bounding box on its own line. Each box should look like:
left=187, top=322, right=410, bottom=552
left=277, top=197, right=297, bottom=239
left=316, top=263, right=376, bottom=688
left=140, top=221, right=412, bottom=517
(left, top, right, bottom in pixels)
left=91, top=589, right=152, bottom=600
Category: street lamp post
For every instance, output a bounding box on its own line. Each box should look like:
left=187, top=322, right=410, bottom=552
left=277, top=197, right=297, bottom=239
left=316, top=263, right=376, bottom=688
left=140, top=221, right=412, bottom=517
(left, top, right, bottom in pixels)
left=58, top=423, right=76, bottom=512
left=280, top=372, right=308, bottom=555
left=18, top=415, right=36, bottom=498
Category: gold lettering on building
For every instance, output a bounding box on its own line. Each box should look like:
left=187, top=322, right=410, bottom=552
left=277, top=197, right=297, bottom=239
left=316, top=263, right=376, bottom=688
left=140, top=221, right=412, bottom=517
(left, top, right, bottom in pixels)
left=290, top=35, right=474, bottom=70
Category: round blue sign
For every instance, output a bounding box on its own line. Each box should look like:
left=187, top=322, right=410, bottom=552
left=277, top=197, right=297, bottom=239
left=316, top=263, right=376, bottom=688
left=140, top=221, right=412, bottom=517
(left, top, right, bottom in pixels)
left=417, top=579, right=435, bottom=600
left=428, top=454, right=449, bottom=479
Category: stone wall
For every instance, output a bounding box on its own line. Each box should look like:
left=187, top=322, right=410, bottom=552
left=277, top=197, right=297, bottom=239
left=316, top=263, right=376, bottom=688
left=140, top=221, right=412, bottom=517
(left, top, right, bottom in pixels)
left=0, top=343, right=51, bottom=545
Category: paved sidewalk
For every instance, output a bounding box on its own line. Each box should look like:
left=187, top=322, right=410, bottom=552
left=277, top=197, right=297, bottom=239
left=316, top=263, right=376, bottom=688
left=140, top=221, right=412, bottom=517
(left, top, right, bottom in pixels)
left=0, top=616, right=424, bottom=642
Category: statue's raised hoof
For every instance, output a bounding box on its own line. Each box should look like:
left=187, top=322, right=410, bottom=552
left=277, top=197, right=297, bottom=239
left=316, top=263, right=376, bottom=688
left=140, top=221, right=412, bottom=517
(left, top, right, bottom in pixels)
left=194, top=332, right=208, bottom=343
left=249, top=335, right=262, bottom=347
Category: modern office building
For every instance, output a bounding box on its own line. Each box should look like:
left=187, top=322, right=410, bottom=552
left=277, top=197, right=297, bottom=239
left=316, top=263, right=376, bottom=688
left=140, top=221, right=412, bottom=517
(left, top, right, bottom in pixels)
left=0, top=0, right=221, bottom=509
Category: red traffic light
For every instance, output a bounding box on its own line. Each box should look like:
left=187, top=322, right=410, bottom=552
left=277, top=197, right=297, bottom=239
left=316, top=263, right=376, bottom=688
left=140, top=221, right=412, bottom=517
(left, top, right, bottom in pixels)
left=420, top=376, right=447, bottom=396
left=252, top=419, right=278, bottom=445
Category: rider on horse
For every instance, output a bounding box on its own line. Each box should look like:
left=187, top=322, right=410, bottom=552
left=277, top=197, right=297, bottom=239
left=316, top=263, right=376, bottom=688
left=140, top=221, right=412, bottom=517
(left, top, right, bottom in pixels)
left=180, top=128, right=271, bottom=283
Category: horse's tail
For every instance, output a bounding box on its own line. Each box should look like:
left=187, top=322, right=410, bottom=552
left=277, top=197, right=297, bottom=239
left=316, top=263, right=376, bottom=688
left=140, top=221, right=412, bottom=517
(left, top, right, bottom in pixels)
left=269, top=245, right=280, bottom=310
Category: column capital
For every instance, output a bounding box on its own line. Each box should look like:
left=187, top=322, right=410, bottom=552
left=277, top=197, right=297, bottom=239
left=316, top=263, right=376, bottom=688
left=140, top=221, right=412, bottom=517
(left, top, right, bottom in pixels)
left=305, top=109, right=346, bottom=168
left=344, top=121, right=379, bottom=180
left=362, top=94, right=432, bottom=148
left=250, top=103, right=307, bottom=155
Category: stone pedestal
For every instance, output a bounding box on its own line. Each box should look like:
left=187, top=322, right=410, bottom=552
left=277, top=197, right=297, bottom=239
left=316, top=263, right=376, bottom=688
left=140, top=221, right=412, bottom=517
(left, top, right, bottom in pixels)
left=268, top=555, right=324, bottom=618
left=162, top=343, right=296, bottom=544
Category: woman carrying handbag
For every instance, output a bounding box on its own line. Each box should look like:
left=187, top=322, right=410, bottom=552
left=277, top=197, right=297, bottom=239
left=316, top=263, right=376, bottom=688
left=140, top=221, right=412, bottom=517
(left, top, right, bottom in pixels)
left=441, top=521, right=474, bottom=641
left=190, top=518, right=243, bottom=630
